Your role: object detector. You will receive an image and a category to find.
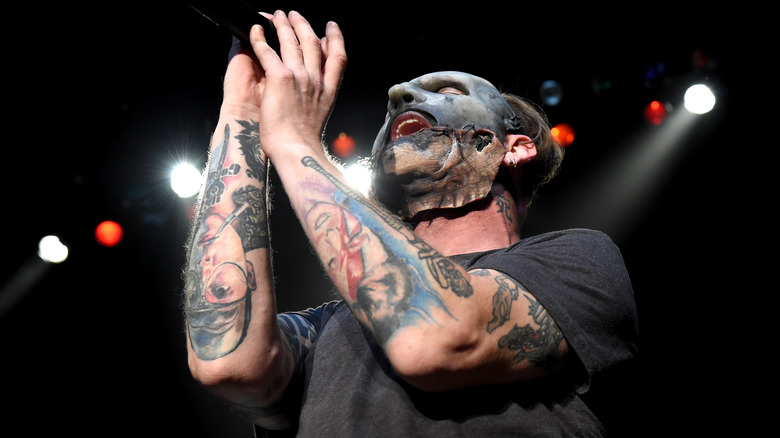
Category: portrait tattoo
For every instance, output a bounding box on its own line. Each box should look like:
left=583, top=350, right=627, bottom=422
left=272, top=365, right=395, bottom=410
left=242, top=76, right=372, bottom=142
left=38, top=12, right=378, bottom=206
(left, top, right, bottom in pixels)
left=297, top=156, right=474, bottom=344
left=184, top=120, right=270, bottom=360
left=301, top=156, right=473, bottom=299
left=497, top=294, right=564, bottom=371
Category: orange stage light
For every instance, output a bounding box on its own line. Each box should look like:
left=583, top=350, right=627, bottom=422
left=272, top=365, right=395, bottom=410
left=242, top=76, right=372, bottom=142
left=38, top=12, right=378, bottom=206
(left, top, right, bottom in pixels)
left=333, top=132, right=356, bottom=157
left=551, top=123, right=575, bottom=147
left=95, top=220, right=123, bottom=247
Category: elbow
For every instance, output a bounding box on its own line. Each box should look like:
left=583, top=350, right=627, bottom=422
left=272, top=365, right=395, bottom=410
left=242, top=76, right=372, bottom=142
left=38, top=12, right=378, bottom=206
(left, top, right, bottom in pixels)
left=187, top=342, right=286, bottom=398
left=187, top=351, right=245, bottom=392
left=385, top=327, right=480, bottom=392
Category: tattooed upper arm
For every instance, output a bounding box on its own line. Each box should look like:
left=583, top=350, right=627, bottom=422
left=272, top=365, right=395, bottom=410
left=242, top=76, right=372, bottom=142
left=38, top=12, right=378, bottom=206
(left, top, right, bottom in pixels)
left=277, top=313, right=318, bottom=366
left=472, top=268, right=568, bottom=375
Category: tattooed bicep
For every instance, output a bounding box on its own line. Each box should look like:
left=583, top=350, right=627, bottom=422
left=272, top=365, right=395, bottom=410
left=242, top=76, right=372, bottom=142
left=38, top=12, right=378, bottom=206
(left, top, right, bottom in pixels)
left=470, top=269, right=567, bottom=373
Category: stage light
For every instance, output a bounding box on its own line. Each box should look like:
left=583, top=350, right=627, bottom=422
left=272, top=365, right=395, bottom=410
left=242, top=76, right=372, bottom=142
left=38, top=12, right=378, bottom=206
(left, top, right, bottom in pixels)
left=95, top=220, right=123, bottom=247
left=38, top=235, right=68, bottom=263
left=684, top=84, right=716, bottom=114
left=644, top=100, right=668, bottom=125
left=343, top=162, right=372, bottom=196
left=539, top=80, right=563, bottom=106
left=533, top=107, right=709, bottom=244
left=171, top=163, right=202, bottom=198
left=551, top=123, right=575, bottom=147
left=333, top=132, right=356, bottom=157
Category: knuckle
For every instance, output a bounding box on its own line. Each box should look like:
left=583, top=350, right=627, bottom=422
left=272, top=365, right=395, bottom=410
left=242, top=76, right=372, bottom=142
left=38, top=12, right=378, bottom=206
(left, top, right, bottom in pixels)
left=302, top=34, right=321, bottom=49
left=333, top=52, right=348, bottom=67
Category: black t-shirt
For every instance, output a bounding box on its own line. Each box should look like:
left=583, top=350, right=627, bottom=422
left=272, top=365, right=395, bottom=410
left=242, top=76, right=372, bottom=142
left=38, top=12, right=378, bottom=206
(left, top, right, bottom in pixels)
left=451, top=228, right=639, bottom=393
left=259, top=229, right=639, bottom=437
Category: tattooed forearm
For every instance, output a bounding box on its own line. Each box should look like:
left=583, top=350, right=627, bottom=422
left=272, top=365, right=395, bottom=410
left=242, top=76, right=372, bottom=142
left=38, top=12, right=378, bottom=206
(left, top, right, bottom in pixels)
left=301, top=156, right=472, bottom=298
left=184, top=120, right=268, bottom=360
left=234, top=119, right=269, bottom=250
left=203, top=124, right=234, bottom=208
left=236, top=120, right=267, bottom=182
left=301, top=156, right=405, bottom=231
left=497, top=294, right=564, bottom=371
left=233, top=185, right=268, bottom=250
left=435, top=258, right=472, bottom=297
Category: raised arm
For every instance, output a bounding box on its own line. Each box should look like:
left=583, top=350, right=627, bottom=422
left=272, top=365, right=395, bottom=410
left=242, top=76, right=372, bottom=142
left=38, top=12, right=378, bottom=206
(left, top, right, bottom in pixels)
left=252, top=12, right=568, bottom=392
left=182, top=32, right=311, bottom=430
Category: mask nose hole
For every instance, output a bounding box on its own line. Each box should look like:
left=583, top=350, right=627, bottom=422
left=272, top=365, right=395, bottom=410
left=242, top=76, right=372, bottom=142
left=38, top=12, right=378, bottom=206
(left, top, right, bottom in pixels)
left=388, top=82, right=426, bottom=111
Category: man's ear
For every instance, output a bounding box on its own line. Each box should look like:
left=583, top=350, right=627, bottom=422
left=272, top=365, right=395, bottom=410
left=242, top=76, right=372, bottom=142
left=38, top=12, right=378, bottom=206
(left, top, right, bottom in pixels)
left=502, top=133, right=537, bottom=167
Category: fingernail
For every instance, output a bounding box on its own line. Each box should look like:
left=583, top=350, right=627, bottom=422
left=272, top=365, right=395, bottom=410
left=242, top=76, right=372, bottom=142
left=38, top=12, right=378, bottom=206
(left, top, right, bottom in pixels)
left=250, top=24, right=264, bottom=41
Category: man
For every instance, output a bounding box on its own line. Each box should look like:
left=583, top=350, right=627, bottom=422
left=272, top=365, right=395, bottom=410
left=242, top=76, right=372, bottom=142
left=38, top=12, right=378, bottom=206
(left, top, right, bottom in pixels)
left=184, top=10, right=639, bottom=436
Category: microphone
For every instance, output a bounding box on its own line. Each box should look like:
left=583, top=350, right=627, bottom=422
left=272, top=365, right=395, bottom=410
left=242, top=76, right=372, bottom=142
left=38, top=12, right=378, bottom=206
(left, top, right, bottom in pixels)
left=186, top=0, right=278, bottom=48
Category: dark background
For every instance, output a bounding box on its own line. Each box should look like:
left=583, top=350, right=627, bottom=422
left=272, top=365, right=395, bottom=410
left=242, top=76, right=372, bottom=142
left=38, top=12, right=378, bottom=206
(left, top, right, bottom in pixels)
left=3, top=2, right=748, bottom=436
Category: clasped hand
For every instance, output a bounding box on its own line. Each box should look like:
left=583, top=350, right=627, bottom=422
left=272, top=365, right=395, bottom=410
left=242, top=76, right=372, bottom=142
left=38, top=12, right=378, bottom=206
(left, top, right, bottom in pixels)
left=222, top=10, right=347, bottom=161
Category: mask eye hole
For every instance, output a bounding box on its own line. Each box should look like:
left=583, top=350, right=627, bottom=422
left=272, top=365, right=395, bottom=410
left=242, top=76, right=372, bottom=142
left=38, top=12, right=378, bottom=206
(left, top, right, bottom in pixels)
left=437, top=87, right=466, bottom=96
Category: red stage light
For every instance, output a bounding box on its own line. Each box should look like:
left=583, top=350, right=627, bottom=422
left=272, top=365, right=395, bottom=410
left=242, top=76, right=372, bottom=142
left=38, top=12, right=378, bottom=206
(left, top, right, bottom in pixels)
left=551, top=123, right=575, bottom=147
left=333, top=132, right=356, bottom=157
left=644, top=100, right=668, bottom=125
left=95, top=220, right=123, bottom=247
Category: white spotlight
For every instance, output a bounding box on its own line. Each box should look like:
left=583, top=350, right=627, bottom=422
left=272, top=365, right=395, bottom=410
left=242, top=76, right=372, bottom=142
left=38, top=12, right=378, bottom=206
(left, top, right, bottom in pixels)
left=684, top=84, right=716, bottom=114
left=171, top=163, right=203, bottom=198
left=343, top=162, right=373, bottom=196
left=38, top=235, right=68, bottom=263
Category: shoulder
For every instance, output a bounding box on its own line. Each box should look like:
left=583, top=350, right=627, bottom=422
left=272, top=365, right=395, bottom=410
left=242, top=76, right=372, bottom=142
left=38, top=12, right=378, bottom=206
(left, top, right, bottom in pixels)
left=517, top=228, right=620, bottom=253
left=460, top=228, right=626, bottom=279
left=504, top=228, right=634, bottom=314
left=517, top=229, right=627, bottom=276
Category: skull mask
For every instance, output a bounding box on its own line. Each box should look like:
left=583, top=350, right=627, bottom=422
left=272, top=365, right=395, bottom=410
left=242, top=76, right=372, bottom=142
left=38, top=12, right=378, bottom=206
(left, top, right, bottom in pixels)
left=371, top=72, right=521, bottom=219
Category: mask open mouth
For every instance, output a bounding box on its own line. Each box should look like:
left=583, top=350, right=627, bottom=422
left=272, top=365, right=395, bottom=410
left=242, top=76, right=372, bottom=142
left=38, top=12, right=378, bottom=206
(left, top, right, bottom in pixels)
left=390, top=111, right=433, bottom=142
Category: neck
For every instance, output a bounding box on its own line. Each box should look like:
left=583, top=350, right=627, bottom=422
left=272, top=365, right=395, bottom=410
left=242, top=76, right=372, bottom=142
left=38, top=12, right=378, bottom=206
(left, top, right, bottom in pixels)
left=410, top=184, right=521, bottom=256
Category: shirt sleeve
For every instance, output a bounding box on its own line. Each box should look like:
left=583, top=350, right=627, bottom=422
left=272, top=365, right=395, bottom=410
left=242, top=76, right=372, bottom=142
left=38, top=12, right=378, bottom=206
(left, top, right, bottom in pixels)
left=286, top=300, right=343, bottom=329
left=469, top=229, right=639, bottom=392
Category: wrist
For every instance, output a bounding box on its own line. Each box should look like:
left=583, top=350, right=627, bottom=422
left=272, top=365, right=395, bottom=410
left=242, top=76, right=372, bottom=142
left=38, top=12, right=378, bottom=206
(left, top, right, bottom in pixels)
left=261, top=137, right=320, bottom=164
left=219, top=102, right=262, bottom=122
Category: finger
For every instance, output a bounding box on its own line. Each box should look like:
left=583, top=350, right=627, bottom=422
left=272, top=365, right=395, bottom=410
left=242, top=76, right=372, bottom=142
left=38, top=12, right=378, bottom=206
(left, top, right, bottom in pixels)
left=249, top=23, right=280, bottom=72
left=270, top=10, right=304, bottom=69
left=322, top=21, right=347, bottom=94
left=288, top=11, right=322, bottom=78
